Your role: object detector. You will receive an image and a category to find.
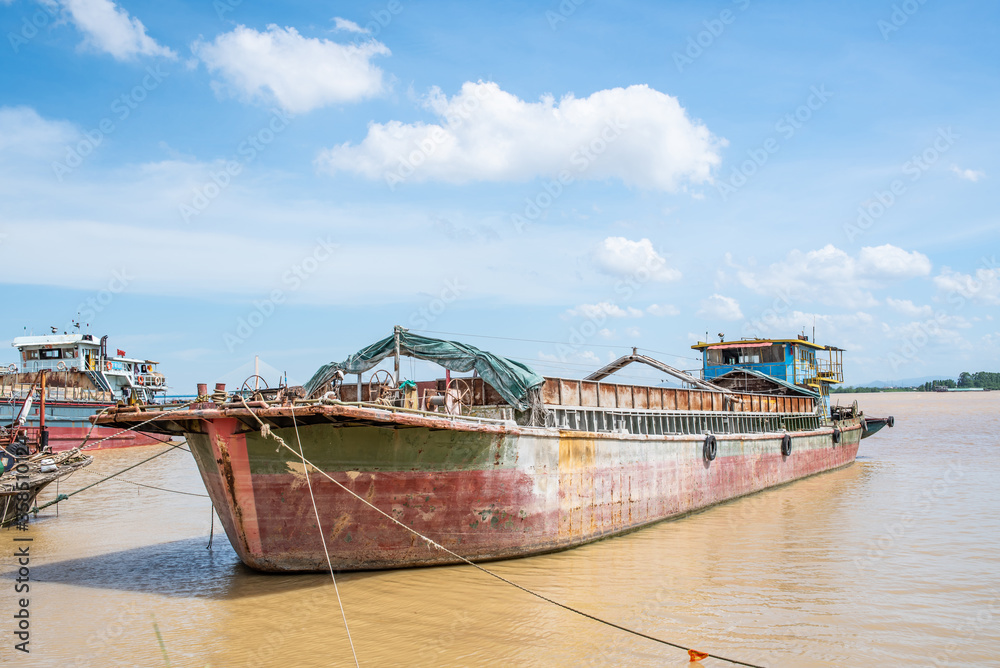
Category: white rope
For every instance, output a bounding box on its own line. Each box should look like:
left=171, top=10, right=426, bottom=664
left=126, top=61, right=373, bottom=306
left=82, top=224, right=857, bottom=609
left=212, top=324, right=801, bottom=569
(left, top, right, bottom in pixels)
left=241, top=396, right=360, bottom=667
left=239, top=400, right=763, bottom=668
left=71, top=399, right=202, bottom=453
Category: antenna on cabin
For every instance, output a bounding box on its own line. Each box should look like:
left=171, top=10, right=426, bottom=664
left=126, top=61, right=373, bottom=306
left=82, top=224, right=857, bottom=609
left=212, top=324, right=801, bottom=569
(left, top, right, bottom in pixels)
left=812, top=316, right=816, bottom=344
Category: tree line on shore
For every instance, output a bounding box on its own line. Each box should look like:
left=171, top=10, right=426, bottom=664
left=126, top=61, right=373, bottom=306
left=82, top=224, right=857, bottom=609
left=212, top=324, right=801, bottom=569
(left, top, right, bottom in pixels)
left=832, top=371, right=1000, bottom=393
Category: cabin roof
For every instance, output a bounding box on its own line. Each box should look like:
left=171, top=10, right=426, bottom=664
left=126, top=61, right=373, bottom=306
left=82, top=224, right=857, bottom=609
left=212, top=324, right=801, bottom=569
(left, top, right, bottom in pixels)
left=691, top=338, right=842, bottom=352
left=12, top=334, right=100, bottom=348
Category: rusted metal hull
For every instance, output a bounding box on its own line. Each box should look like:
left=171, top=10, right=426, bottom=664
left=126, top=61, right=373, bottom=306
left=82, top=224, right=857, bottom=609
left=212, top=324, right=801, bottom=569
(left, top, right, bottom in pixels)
left=176, top=409, right=862, bottom=572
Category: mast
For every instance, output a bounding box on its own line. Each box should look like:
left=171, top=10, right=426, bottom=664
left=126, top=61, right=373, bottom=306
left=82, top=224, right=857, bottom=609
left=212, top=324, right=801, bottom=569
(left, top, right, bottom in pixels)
left=39, top=370, right=48, bottom=451
left=393, top=325, right=401, bottom=385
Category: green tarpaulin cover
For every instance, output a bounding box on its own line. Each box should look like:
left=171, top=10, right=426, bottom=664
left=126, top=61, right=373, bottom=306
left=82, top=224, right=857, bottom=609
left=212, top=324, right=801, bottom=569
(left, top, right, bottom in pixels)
left=304, top=330, right=545, bottom=411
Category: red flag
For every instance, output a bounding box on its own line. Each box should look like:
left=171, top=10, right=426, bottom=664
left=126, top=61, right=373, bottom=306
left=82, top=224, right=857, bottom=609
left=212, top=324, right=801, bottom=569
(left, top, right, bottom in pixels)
left=688, top=649, right=709, bottom=662
left=117, top=349, right=126, bottom=357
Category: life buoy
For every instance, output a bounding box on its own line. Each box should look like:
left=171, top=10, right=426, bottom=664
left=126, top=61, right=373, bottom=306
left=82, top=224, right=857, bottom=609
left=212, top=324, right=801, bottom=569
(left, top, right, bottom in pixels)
left=105, top=362, right=112, bottom=371
left=153, top=376, right=162, bottom=386
left=703, top=434, right=717, bottom=462
left=832, top=428, right=841, bottom=444
left=781, top=433, right=792, bottom=456
left=56, top=361, right=68, bottom=371
left=137, top=376, right=144, bottom=385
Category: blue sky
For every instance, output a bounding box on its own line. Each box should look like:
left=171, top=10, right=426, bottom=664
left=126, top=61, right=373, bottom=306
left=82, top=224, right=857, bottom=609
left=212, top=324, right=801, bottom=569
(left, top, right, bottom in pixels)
left=1, top=0, right=997, bottom=390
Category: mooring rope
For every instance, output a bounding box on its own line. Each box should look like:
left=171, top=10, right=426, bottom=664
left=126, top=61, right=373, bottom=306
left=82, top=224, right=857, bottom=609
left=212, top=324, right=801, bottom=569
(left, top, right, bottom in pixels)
left=238, top=396, right=360, bottom=667
left=290, top=401, right=360, bottom=668
left=239, top=400, right=765, bottom=668
left=72, top=399, right=201, bottom=452
left=31, top=440, right=190, bottom=514
left=107, top=477, right=209, bottom=498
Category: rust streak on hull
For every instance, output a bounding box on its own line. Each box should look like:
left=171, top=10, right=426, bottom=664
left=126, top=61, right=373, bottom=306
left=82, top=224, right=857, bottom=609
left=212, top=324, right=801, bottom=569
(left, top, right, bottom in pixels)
left=105, top=402, right=864, bottom=572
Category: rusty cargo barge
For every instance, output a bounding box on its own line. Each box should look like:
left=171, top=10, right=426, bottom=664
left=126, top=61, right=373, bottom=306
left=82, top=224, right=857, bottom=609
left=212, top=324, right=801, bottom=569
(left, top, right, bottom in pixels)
left=96, top=328, right=892, bottom=572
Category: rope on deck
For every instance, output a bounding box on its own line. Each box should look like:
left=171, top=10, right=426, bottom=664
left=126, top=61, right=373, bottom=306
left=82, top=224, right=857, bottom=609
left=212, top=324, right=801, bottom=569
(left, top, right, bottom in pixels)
left=239, top=399, right=766, bottom=668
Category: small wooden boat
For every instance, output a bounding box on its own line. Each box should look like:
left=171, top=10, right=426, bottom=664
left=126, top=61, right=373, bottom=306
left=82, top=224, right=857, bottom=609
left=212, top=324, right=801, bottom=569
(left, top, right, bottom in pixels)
left=2, top=400, right=94, bottom=526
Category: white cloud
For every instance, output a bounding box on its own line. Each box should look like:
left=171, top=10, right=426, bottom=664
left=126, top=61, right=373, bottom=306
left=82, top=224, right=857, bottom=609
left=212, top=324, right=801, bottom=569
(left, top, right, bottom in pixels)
left=858, top=244, right=932, bottom=278
left=744, top=309, right=875, bottom=345
left=886, top=298, right=933, bottom=318
left=317, top=82, right=724, bottom=189
left=0, top=106, right=77, bottom=158
left=333, top=17, right=368, bottom=34
left=737, top=244, right=931, bottom=308
left=193, top=25, right=390, bottom=113
left=882, top=318, right=972, bottom=352
left=950, top=164, right=985, bottom=182
left=592, top=237, right=681, bottom=282
left=62, top=0, right=176, bottom=60
left=565, top=302, right=643, bottom=319
left=934, top=267, right=1000, bottom=305
left=697, top=294, right=743, bottom=321
left=646, top=303, right=680, bottom=316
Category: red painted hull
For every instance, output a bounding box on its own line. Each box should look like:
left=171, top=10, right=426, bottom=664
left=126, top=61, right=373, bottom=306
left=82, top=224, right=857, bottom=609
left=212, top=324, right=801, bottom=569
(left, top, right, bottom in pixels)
left=176, top=410, right=863, bottom=572
left=44, top=425, right=172, bottom=451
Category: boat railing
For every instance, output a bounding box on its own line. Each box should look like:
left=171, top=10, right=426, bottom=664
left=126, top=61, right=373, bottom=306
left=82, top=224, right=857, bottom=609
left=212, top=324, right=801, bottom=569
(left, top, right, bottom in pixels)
left=545, top=405, right=822, bottom=436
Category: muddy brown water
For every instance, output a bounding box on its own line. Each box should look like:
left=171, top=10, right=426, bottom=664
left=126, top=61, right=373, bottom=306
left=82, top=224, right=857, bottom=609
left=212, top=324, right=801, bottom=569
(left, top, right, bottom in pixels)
left=2, top=393, right=998, bottom=667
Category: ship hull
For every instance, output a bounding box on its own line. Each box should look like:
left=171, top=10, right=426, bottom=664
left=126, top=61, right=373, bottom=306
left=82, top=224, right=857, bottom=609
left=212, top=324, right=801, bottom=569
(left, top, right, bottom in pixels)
left=0, top=401, right=170, bottom=451
left=184, top=413, right=862, bottom=572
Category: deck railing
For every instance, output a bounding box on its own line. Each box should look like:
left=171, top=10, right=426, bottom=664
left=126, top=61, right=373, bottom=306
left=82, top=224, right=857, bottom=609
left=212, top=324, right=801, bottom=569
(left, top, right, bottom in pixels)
left=546, top=405, right=821, bottom=436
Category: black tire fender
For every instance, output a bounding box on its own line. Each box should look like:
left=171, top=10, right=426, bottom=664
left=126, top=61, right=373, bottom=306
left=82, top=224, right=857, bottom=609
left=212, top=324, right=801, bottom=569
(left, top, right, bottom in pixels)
left=832, top=427, right=841, bottom=444
left=887, top=416, right=895, bottom=428
left=704, top=434, right=717, bottom=462
left=781, top=433, right=792, bottom=457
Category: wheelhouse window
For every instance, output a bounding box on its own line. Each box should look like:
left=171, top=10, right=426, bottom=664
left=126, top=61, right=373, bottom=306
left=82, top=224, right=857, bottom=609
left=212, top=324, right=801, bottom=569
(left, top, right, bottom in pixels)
left=39, top=348, right=63, bottom=360
left=706, top=344, right=784, bottom=366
